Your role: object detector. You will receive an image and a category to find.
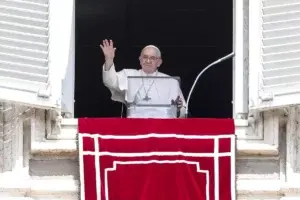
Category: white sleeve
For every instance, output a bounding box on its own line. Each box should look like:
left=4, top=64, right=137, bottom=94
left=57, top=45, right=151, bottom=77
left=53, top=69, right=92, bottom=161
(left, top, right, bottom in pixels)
left=102, top=64, right=128, bottom=103
left=102, top=64, right=128, bottom=92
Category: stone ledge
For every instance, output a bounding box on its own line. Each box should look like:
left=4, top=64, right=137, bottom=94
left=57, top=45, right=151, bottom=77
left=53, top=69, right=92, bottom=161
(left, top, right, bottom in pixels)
left=237, top=141, right=278, bottom=156
left=31, top=138, right=278, bottom=159
left=238, top=180, right=281, bottom=195
left=58, top=118, right=253, bottom=141
left=0, top=176, right=78, bottom=197
left=31, top=140, right=77, bottom=154
left=238, top=180, right=300, bottom=196
left=61, top=118, right=77, bottom=125
left=29, top=159, right=79, bottom=178
left=31, top=140, right=77, bottom=160
left=34, top=119, right=278, bottom=157
left=1, top=178, right=300, bottom=199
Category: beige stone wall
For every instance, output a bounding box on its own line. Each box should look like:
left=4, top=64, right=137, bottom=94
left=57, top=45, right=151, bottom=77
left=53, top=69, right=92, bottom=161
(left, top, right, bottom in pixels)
left=0, top=102, right=46, bottom=174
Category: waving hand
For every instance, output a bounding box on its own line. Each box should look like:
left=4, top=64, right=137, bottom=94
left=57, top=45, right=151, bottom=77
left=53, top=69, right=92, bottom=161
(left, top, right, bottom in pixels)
left=100, top=39, right=116, bottom=60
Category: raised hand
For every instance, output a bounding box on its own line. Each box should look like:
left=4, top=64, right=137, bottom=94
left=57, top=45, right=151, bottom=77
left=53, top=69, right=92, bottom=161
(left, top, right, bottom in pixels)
left=100, top=39, right=116, bottom=60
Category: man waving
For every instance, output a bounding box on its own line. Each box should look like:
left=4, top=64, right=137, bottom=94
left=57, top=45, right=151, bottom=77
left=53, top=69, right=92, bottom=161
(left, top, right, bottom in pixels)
left=101, top=39, right=186, bottom=118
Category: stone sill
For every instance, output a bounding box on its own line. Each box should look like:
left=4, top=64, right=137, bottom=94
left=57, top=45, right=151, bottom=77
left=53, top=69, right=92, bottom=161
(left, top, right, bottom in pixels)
left=238, top=180, right=300, bottom=195
left=0, top=176, right=78, bottom=197
left=31, top=139, right=277, bottom=159
left=31, top=140, right=78, bottom=160
left=237, top=141, right=278, bottom=156
left=37, top=119, right=277, bottom=158
left=1, top=178, right=299, bottom=198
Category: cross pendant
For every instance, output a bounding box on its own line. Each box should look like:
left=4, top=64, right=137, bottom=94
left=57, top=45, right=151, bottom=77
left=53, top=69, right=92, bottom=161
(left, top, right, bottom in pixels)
left=143, top=95, right=151, bottom=101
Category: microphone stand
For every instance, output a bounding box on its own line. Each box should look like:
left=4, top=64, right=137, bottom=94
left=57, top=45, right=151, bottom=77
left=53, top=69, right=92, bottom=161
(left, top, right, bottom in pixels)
left=185, top=52, right=235, bottom=118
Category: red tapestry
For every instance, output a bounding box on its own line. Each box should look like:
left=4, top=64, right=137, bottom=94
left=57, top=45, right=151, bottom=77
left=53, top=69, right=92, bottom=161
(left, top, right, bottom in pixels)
left=78, top=118, right=236, bottom=200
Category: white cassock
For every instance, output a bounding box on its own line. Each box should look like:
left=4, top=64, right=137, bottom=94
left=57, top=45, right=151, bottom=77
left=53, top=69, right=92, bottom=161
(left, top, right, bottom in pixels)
left=103, top=64, right=186, bottom=118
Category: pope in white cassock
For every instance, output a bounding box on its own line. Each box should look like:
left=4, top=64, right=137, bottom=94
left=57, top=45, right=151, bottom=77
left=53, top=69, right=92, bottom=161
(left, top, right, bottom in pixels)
left=101, top=39, right=186, bottom=118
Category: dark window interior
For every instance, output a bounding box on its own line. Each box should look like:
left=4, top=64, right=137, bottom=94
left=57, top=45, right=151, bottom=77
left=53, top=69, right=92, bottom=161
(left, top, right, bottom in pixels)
left=75, top=0, right=233, bottom=118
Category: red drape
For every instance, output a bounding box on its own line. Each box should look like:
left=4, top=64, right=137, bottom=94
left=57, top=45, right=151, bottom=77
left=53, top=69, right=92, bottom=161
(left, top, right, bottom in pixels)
left=79, top=118, right=235, bottom=200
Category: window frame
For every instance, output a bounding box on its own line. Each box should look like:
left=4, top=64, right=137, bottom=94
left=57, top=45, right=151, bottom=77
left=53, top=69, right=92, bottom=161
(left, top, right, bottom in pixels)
left=42, top=0, right=279, bottom=157
left=234, top=0, right=279, bottom=156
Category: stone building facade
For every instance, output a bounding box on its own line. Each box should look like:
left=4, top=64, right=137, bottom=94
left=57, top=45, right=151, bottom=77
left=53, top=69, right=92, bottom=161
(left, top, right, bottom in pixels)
left=1, top=0, right=300, bottom=199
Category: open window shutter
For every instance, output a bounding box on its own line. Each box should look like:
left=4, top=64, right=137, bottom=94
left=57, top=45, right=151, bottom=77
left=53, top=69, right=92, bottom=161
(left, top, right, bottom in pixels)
left=0, top=0, right=58, bottom=109
left=249, top=0, right=300, bottom=110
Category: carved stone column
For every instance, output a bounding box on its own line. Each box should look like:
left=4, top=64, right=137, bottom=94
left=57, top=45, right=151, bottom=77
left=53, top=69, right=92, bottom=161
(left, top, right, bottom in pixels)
left=284, top=106, right=300, bottom=199
left=0, top=102, right=14, bottom=173
left=0, top=102, right=31, bottom=176
left=286, top=106, right=300, bottom=184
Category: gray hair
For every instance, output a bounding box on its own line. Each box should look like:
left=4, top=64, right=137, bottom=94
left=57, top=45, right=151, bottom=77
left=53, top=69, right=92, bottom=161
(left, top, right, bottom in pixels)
left=142, top=45, right=161, bottom=57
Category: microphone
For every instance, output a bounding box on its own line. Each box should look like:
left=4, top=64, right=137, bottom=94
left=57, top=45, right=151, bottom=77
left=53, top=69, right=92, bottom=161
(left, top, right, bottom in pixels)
left=185, top=52, right=235, bottom=118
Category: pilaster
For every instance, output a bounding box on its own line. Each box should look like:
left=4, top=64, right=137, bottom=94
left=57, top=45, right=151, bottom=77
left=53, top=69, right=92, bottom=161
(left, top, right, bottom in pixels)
left=0, top=102, right=32, bottom=176
left=286, top=106, right=300, bottom=184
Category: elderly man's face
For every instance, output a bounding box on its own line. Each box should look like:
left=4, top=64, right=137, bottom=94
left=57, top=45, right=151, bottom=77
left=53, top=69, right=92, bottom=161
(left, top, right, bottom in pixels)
left=139, top=47, right=162, bottom=74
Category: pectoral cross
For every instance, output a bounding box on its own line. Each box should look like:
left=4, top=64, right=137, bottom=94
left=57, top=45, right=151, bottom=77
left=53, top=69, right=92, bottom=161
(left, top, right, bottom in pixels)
left=143, top=95, right=151, bottom=101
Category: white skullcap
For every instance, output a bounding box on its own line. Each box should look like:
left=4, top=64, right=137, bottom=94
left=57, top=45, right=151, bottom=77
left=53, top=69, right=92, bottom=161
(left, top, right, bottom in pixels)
left=142, top=45, right=161, bottom=57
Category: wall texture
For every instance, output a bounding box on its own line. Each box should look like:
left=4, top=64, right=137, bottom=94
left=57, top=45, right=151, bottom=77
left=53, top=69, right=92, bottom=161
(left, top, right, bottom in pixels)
left=0, top=102, right=46, bottom=175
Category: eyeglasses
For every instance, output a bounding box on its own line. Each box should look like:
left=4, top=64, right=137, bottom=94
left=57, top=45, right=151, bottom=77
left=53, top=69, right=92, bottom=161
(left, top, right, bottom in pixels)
left=141, top=55, right=160, bottom=61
